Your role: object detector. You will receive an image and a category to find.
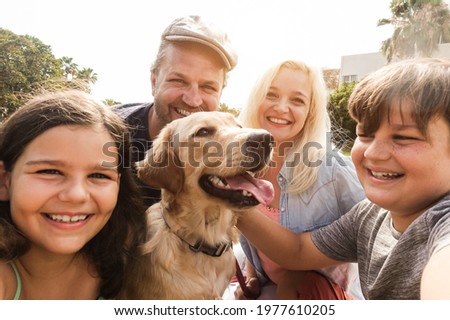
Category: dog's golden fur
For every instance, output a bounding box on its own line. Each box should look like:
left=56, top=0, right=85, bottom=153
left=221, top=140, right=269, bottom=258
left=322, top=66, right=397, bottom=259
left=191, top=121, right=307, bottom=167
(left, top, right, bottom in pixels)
left=119, top=111, right=273, bottom=299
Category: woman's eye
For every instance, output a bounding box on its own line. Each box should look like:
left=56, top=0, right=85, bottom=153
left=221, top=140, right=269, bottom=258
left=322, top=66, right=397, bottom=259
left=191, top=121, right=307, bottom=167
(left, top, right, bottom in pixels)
left=266, top=92, right=277, bottom=99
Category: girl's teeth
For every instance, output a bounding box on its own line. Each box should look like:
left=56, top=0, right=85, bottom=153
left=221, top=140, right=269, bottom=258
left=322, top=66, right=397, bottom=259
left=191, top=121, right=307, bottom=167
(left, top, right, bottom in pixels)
left=48, top=214, right=88, bottom=223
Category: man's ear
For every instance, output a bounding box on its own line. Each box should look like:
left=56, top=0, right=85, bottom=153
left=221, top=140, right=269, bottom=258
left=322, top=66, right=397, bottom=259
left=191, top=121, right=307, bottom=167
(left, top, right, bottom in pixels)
left=0, top=161, right=10, bottom=201
left=150, top=72, right=157, bottom=96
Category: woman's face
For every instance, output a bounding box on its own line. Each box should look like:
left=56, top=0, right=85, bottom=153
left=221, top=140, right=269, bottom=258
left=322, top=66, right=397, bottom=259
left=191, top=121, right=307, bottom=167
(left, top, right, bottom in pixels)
left=257, top=67, right=312, bottom=145
left=6, top=125, right=120, bottom=255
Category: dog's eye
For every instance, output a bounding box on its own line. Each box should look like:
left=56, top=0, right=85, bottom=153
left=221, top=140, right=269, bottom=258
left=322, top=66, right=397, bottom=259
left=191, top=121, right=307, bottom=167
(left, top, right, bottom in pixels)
left=194, top=127, right=213, bottom=137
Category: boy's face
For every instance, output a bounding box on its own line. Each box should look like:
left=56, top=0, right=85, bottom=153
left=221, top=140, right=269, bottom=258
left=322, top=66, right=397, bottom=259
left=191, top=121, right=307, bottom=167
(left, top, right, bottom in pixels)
left=351, top=100, right=450, bottom=226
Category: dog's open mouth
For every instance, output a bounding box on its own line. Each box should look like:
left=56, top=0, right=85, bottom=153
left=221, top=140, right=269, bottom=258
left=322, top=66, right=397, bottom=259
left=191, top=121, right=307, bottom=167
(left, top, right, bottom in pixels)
left=199, top=172, right=274, bottom=208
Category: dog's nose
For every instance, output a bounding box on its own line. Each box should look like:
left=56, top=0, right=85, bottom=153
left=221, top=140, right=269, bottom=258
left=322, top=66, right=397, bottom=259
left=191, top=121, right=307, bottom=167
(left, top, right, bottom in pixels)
left=243, top=132, right=274, bottom=166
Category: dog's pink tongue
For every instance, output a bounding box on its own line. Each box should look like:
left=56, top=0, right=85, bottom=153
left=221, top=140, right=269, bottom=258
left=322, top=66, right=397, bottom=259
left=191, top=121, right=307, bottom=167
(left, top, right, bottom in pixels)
left=225, top=173, right=274, bottom=205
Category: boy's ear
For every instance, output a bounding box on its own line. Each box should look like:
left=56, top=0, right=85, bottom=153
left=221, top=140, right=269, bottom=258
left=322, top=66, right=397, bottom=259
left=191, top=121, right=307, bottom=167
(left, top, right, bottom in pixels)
left=0, top=161, right=10, bottom=201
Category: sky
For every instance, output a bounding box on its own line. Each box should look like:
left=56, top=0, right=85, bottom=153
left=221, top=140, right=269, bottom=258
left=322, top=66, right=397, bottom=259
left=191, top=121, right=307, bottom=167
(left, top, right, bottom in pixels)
left=1, top=0, right=394, bottom=109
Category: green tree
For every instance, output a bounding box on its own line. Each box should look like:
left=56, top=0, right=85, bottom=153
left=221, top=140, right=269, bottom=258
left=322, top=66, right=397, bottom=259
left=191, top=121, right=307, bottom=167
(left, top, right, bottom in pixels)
left=219, top=102, right=240, bottom=117
left=0, top=28, right=63, bottom=119
left=77, top=67, right=98, bottom=84
left=328, top=82, right=357, bottom=152
left=378, top=0, right=450, bottom=62
left=0, top=29, right=98, bottom=121
left=103, top=98, right=121, bottom=106
left=61, top=56, right=79, bottom=80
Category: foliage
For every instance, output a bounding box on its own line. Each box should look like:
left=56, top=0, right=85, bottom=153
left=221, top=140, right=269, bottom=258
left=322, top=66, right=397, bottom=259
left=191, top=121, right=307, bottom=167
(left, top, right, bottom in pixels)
left=219, top=102, right=240, bottom=117
left=328, top=81, right=357, bottom=152
left=378, top=0, right=450, bottom=62
left=0, top=28, right=63, bottom=119
left=0, top=28, right=97, bottom=121
left=103, top=98, right=122, bottom=106
left=322, top=68, right=340, bottom=91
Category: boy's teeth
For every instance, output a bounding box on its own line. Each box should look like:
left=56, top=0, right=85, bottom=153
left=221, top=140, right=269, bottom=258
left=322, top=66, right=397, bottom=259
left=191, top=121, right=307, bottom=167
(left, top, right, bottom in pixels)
left=48, top=214, right=88, bottom=223
left=371, top=171, right=401, bottom=179
left=177, top=108, right=192, bottom=116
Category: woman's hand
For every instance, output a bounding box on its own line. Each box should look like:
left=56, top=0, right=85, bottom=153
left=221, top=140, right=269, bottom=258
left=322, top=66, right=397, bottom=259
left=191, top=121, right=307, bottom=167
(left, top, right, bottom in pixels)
left=234, top=276, right=261, bottom=300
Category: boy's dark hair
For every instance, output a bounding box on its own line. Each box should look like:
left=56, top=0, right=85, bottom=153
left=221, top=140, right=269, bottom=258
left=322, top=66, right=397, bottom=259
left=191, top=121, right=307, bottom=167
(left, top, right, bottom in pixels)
left=348, top=58, right=450, bottom=136
left=0, top=90, right=147, bottom=298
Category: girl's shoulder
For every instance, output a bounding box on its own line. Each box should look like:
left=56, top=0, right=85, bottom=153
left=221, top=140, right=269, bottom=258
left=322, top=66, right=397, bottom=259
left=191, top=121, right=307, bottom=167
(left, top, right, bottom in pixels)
left=0, top=261, right=19, bottom=300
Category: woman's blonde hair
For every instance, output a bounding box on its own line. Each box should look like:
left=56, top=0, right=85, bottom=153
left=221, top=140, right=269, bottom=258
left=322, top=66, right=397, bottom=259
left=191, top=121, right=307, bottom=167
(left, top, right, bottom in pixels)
left=238, top=60, right=330, bottom=193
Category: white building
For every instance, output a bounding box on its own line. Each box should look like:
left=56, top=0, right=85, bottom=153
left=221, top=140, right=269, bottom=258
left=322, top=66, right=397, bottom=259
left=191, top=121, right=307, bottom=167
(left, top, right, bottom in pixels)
left=339, top=43, right=450, bottom=84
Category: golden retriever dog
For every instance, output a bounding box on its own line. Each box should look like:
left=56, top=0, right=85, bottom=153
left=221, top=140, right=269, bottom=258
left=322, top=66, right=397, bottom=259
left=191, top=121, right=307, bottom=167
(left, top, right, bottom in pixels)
left=119, top=111, right=274, bottom=299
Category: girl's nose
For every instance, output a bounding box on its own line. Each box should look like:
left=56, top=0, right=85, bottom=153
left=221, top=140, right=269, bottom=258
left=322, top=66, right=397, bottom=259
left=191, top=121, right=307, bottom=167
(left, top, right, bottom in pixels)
left=58, top=178, right=90, bottom=203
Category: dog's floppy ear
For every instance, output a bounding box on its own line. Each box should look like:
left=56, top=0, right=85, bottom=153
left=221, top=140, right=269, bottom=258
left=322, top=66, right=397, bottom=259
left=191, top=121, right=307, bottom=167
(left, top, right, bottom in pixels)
left=137, top=126, right=184, bottom=195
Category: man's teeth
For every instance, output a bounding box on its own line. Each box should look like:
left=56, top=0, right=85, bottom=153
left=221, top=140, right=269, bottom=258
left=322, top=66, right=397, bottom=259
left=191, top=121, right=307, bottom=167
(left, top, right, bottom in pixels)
left=177, top=108, right=192, bottom=116
left=371, top=171, right=401, bottom=179
left=208, top=175, right=253, bottom=197
left=268, top=117, right=289, bottom=125
left=48, top=214, right=88, bottom=223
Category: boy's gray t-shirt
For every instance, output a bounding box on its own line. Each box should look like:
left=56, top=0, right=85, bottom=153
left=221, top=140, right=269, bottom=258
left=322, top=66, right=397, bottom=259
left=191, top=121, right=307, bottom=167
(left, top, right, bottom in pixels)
left=311, top=196, right=450, bottom=299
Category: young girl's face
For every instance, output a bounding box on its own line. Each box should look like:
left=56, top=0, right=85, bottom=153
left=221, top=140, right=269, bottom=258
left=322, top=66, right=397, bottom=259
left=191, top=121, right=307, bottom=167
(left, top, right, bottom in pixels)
left=257, top=68, right=311, bottom=144
left=6, top=125, right=120, bottom=255
left=352, top=100, right=450, bottom=221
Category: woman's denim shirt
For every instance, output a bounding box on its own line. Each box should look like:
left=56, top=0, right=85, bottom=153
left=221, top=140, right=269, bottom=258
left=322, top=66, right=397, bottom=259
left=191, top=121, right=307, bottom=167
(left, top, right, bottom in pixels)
left=240, top=151, right=365, bottom=298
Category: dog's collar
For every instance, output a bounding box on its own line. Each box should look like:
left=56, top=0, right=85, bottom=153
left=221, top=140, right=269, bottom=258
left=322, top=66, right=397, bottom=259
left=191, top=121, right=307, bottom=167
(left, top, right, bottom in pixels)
left=161, top=208, right=232, bottom=257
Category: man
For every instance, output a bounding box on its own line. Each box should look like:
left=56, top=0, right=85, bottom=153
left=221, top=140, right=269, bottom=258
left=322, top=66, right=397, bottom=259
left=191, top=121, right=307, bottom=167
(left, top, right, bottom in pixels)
left=113, top=15, right=237, bottom=207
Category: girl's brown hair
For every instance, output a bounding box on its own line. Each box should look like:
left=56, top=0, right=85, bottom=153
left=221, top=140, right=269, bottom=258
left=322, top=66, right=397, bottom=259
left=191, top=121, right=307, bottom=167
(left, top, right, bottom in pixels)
left=0, top=90, right=147, bottom=298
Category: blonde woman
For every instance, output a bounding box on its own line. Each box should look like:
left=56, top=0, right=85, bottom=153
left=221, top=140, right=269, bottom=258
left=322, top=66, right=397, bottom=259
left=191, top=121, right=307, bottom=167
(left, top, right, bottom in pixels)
left=236, top=60, right=364, bottom=299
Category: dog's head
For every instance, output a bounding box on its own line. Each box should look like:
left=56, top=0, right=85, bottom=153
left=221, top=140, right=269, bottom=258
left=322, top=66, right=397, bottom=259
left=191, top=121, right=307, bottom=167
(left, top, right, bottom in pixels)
left=137, top=111, right=274, bottom=208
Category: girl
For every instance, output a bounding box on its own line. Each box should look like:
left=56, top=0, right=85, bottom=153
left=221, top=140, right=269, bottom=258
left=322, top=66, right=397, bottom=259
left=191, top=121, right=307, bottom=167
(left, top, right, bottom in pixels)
left=0, top=90, right=147, bottom=299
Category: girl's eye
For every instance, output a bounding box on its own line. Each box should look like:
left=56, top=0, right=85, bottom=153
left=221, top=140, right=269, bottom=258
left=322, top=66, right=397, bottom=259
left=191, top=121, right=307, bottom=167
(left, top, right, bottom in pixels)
left=37, top=169, right=61, bottom=175
left=89, top=173, right=111, bottom=180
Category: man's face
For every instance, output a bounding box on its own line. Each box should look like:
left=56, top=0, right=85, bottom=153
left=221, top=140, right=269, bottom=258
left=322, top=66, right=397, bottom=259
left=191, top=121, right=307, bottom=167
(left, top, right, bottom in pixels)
left=151, top=42, right=226, bottom=132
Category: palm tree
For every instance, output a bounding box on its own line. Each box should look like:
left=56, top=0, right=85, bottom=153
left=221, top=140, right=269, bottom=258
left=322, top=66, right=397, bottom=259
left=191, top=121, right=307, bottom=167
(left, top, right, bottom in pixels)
left=77, top=67, right=98, bottom=84
left=378, top=0, right=450, bottom=62
left=61, top=56, right=79, bottom=80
